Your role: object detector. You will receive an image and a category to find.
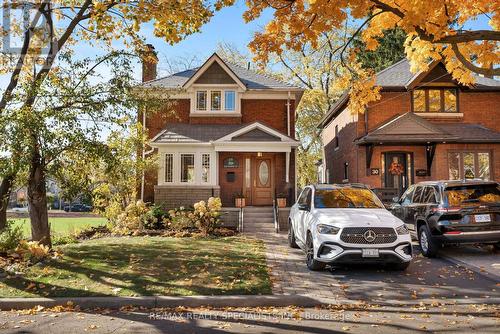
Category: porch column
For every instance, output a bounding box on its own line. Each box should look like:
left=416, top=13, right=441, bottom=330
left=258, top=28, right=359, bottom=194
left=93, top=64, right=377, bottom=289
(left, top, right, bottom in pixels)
left=285, top=151, right=290, bottom=183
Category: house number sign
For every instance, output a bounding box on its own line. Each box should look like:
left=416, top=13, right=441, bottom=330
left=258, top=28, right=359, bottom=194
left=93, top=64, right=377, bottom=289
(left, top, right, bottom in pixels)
left=223, top=157, right=239, bottom=168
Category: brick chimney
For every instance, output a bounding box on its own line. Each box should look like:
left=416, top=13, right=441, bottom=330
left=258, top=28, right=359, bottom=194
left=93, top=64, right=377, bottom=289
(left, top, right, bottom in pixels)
left=142, top=44, right=158, bottom=83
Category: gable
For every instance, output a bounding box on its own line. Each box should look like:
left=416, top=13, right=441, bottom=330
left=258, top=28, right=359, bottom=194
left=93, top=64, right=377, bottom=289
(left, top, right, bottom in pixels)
left=194, top=62, right=237, bottom=85
left=418, top=63, right=455, bottom=85
left=374, top=113, right=443, bottom=136
left=231, top=128, right=281, bottom=142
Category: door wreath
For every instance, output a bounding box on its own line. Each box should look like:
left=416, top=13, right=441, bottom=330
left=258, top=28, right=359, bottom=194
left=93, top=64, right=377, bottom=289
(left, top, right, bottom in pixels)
left=388, top=162, right=404, bottom=175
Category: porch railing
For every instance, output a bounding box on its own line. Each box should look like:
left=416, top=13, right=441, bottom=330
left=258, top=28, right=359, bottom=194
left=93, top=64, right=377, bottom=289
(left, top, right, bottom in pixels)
left=272, top=199, right=280, bottom=233
left=373, top=188, right=399, bottom=205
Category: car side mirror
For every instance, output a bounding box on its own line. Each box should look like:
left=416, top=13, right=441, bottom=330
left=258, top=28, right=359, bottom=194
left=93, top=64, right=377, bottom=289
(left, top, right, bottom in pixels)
left=392, top=196, right=400, bottom=203
left=298, top=203, right=309, bottom=211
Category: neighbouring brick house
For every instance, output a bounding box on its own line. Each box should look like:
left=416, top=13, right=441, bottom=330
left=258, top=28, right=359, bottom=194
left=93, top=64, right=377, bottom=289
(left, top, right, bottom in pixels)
left=319, top=59, right=500, bottom=200
left=138, top=50, right=303, bottom=208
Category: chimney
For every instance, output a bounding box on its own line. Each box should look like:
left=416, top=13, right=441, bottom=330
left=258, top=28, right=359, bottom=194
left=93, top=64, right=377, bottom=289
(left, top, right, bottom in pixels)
left=142, top=44, right=158, bottom=83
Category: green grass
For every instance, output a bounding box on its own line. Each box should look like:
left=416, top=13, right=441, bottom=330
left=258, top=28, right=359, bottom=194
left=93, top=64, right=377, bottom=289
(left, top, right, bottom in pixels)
left=0, top=236, right=272, bottom=297
left=10, top=217, right=107, bottom=237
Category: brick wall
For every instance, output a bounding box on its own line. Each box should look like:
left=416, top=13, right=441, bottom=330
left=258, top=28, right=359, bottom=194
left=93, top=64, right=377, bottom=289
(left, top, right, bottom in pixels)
left=460, top=92, right=500, bottom=131
left=154, top=186, right=220, bottom=209
left=242, top=99, right=295, bottom=138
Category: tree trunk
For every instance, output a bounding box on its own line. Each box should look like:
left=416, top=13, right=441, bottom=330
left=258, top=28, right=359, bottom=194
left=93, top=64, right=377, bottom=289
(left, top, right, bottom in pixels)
left=28, top=152, right=51, bottom=247
left=0, top=174, right=15, bottom=230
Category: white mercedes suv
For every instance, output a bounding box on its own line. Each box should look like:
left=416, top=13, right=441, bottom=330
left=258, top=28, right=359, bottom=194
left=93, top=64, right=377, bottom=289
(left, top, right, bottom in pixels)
left=288, top=184, right=412, bottom=271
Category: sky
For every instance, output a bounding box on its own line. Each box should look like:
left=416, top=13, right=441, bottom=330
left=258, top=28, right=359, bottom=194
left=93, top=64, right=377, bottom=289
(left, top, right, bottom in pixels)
left=0, top=2, right=493, bottom=88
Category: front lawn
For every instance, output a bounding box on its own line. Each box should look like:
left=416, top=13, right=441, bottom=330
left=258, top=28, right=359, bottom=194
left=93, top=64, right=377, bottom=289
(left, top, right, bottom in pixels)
left=10, top=217, right=107, bottom=237
left=0, top=236, right=271, bottom=297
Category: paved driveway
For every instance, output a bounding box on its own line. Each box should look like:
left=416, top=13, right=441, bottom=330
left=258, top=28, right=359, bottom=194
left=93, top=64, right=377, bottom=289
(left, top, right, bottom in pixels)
left=251, top=231, right=500, bottom=304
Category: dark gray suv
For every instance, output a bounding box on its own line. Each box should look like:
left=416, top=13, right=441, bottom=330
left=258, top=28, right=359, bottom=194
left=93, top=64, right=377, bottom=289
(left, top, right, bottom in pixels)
left=389, top=180, right=500, bottom=257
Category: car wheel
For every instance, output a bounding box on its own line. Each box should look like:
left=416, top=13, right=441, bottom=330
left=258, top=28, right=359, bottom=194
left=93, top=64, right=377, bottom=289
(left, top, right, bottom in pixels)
left=305, top=233, right=326, bottom=271
left=288, top=221, right=299, bottom=249
left=493, top=243, right=500, bottom=251
left=390, top=262, right=411, bottom=271
left=418, top=225, right=440, bottom=258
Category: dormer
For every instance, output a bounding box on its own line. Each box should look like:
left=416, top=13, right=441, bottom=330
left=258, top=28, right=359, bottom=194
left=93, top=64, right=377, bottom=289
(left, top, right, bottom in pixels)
left=182, top=53, right=247, bottom=117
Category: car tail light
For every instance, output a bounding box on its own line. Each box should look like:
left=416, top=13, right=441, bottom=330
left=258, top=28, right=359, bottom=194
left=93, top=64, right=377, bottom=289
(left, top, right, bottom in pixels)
left=432, top=207, right=461, bottom=213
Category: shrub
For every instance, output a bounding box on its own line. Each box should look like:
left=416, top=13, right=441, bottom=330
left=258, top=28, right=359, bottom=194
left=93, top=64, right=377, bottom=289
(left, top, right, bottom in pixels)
left=144, top=204, right=166, bottom=230
left=52, top=234, right=78, bottom=246
left=193, top=197, right=222, bottom=236
left=0, top=221, right=24, bottom=253
left=112, top=200, right=164, bottom=234
left=168, top=207, right=196, bottom=231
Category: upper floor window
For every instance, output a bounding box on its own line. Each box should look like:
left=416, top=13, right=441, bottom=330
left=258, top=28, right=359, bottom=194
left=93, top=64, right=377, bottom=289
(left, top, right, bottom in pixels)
left=196, top=91, right=207, bottom=110
left=195, top=89, right=238, bottom=113
left=412, top=88, right=458, bottom=113
left=225, top=91, right=235, bottom=110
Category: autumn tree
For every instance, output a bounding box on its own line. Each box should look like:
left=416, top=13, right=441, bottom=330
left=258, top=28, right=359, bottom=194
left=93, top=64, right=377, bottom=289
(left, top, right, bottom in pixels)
left=244, top=0, right=499, bottom=111
left=0, top=0, right=232, bottom=244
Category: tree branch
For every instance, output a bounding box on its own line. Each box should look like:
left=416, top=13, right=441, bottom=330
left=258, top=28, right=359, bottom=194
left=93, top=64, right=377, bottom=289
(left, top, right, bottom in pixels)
left=451, top=43, right=500, bottom=77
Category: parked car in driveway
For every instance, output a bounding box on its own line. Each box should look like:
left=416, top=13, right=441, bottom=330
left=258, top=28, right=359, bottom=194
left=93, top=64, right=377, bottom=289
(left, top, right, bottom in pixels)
left=389, top=180, right=500, bottom=257
left=288, top=184, right=413, bottom=271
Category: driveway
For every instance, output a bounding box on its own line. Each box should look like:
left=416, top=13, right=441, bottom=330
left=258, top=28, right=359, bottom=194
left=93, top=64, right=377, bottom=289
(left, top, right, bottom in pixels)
left=439, top=245, right=500, bottom=280
left=250, top=231, right=500, bottom=304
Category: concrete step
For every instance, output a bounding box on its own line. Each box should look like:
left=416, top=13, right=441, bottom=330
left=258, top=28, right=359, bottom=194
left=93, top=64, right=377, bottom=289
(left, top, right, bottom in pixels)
left=244, top=213, right=274, bottom=219
left=243, top=207, right=274, bottom=214
left=244, top=218, right=274, bottom=224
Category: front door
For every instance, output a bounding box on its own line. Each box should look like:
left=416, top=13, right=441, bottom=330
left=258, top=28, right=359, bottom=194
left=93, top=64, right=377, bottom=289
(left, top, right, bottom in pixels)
left=252, top=157, right=273, bottom=206
left=384, top=153, right=409, bottom=197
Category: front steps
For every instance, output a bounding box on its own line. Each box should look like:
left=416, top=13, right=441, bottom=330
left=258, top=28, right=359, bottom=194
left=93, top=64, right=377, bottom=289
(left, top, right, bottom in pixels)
left=243, top=206, right=275, bottom=234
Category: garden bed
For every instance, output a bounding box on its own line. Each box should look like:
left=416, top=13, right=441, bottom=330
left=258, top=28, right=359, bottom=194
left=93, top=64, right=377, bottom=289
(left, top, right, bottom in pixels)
left=0, top=236, right=271, bottom=298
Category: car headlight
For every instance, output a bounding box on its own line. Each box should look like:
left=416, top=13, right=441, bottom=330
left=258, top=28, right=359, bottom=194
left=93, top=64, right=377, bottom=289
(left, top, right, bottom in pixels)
left=396, top=224, right=409, bottom=235
left=317, top=224, right=340, bottom=235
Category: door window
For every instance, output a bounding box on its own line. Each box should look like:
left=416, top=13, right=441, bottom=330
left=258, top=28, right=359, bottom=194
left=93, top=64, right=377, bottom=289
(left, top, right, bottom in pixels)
left=258, top=160, right=270, bottom=186
left=422, top=186, right=438, bottom=204
left=413, top=186, right=424, bottom=204
left=400, top=186, right=415, bottom=205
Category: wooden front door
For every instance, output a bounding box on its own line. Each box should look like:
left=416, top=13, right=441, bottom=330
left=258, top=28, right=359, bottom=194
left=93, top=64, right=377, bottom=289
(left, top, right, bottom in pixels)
left=252, top=157, right=274, bottom=206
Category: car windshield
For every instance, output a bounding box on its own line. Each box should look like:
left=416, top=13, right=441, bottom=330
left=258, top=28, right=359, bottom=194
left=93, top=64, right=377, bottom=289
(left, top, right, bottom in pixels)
left=445, top=184, right=500, bottom=207
left=314, top=188, right=385, bottom=209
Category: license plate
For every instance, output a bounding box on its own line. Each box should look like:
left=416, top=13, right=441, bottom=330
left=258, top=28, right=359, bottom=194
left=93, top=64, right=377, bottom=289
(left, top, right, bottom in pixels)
left=362, top=249, right=379, bottom=258
left=475, top=214, right=491, bottom=223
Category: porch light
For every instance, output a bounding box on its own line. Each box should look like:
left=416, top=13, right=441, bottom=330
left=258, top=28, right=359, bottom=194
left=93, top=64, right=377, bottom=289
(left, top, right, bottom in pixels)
left=257, top=152, right=262, bottom=157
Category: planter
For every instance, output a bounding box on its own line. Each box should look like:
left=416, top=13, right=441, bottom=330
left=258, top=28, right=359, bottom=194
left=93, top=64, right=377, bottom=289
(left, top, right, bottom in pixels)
left=235, top=198, right=246, bottom=208
left=277, top=197, right=287, bottom=208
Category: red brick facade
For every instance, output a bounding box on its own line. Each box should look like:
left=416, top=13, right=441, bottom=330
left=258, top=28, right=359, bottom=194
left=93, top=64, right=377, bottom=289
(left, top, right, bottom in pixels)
left=323, top=85, right=500, bottom=196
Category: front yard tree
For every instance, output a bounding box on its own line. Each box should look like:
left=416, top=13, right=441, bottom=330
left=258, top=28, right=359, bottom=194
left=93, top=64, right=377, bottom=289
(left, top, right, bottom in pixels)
left=0, top=0, right=231, bottom=244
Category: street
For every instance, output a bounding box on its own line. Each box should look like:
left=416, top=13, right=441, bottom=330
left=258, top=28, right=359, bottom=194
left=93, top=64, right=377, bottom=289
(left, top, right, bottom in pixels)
left=0, top=303, right=498, bottom=333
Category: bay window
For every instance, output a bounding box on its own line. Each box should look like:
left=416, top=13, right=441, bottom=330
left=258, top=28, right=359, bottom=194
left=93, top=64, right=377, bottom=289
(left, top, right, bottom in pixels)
left=412, top=88, right=458, bottom=113
left=448, top=151, right=490, bottom=180
left=164, top=154, right=173, bottom=183
left=181, top=154, right=195, bottom=183
left=201, top=153, right=210, bottom=183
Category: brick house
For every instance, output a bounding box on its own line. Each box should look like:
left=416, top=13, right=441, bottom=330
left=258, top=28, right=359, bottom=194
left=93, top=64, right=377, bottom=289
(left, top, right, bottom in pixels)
left=139, top=50, right=303, bottom=208
left=319, top=59, right=500, bottom=200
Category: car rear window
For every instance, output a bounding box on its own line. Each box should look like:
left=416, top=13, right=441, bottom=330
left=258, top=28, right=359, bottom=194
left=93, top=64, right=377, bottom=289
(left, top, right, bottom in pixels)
left=444, top=184, right=500, bottom=207
left=314, top=188, right=385, bottom=209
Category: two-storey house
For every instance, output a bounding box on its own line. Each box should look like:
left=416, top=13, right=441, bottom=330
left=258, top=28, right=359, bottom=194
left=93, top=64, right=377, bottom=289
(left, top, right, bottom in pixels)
left=139, top=49, right=303, bottom=208
left=319, top=59, right=500, bottom=200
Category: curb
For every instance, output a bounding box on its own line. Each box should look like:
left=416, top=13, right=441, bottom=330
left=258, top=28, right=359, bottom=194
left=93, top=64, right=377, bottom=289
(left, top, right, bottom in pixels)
left=440, top=254, right=500, bottom=282
left=1, top=294, right=500, bottom=311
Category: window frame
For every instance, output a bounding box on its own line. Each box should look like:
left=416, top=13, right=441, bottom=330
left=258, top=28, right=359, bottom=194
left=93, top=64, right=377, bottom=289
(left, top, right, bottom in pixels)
left=180, top=153, right=196, bottom=183
left=193, top=89, right=239, bottom=113
left=164, top=153, right=174, bottom=183
left=447, top=151, right=491, bottom=180
left=411, top=88, right=459, bottom=113
left=201, top=153, right=211, bottom=183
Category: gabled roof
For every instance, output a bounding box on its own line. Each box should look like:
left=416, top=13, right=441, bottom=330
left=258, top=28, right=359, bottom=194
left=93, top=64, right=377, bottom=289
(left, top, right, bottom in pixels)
left=141, top=53, right=303, bottom=91
left=355, top=112, right=500, bottom=144
left=150, top=122, right=299, bottom=145
left=376, top=59, right=500, bottom=90
left=319, top=59, right=500, bottom=128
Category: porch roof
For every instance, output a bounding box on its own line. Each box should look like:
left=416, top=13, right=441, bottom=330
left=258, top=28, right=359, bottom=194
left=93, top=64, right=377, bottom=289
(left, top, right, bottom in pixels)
left=150, top=122, right=300, bottom=150
left=355, top=112, right=500, bottom=145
